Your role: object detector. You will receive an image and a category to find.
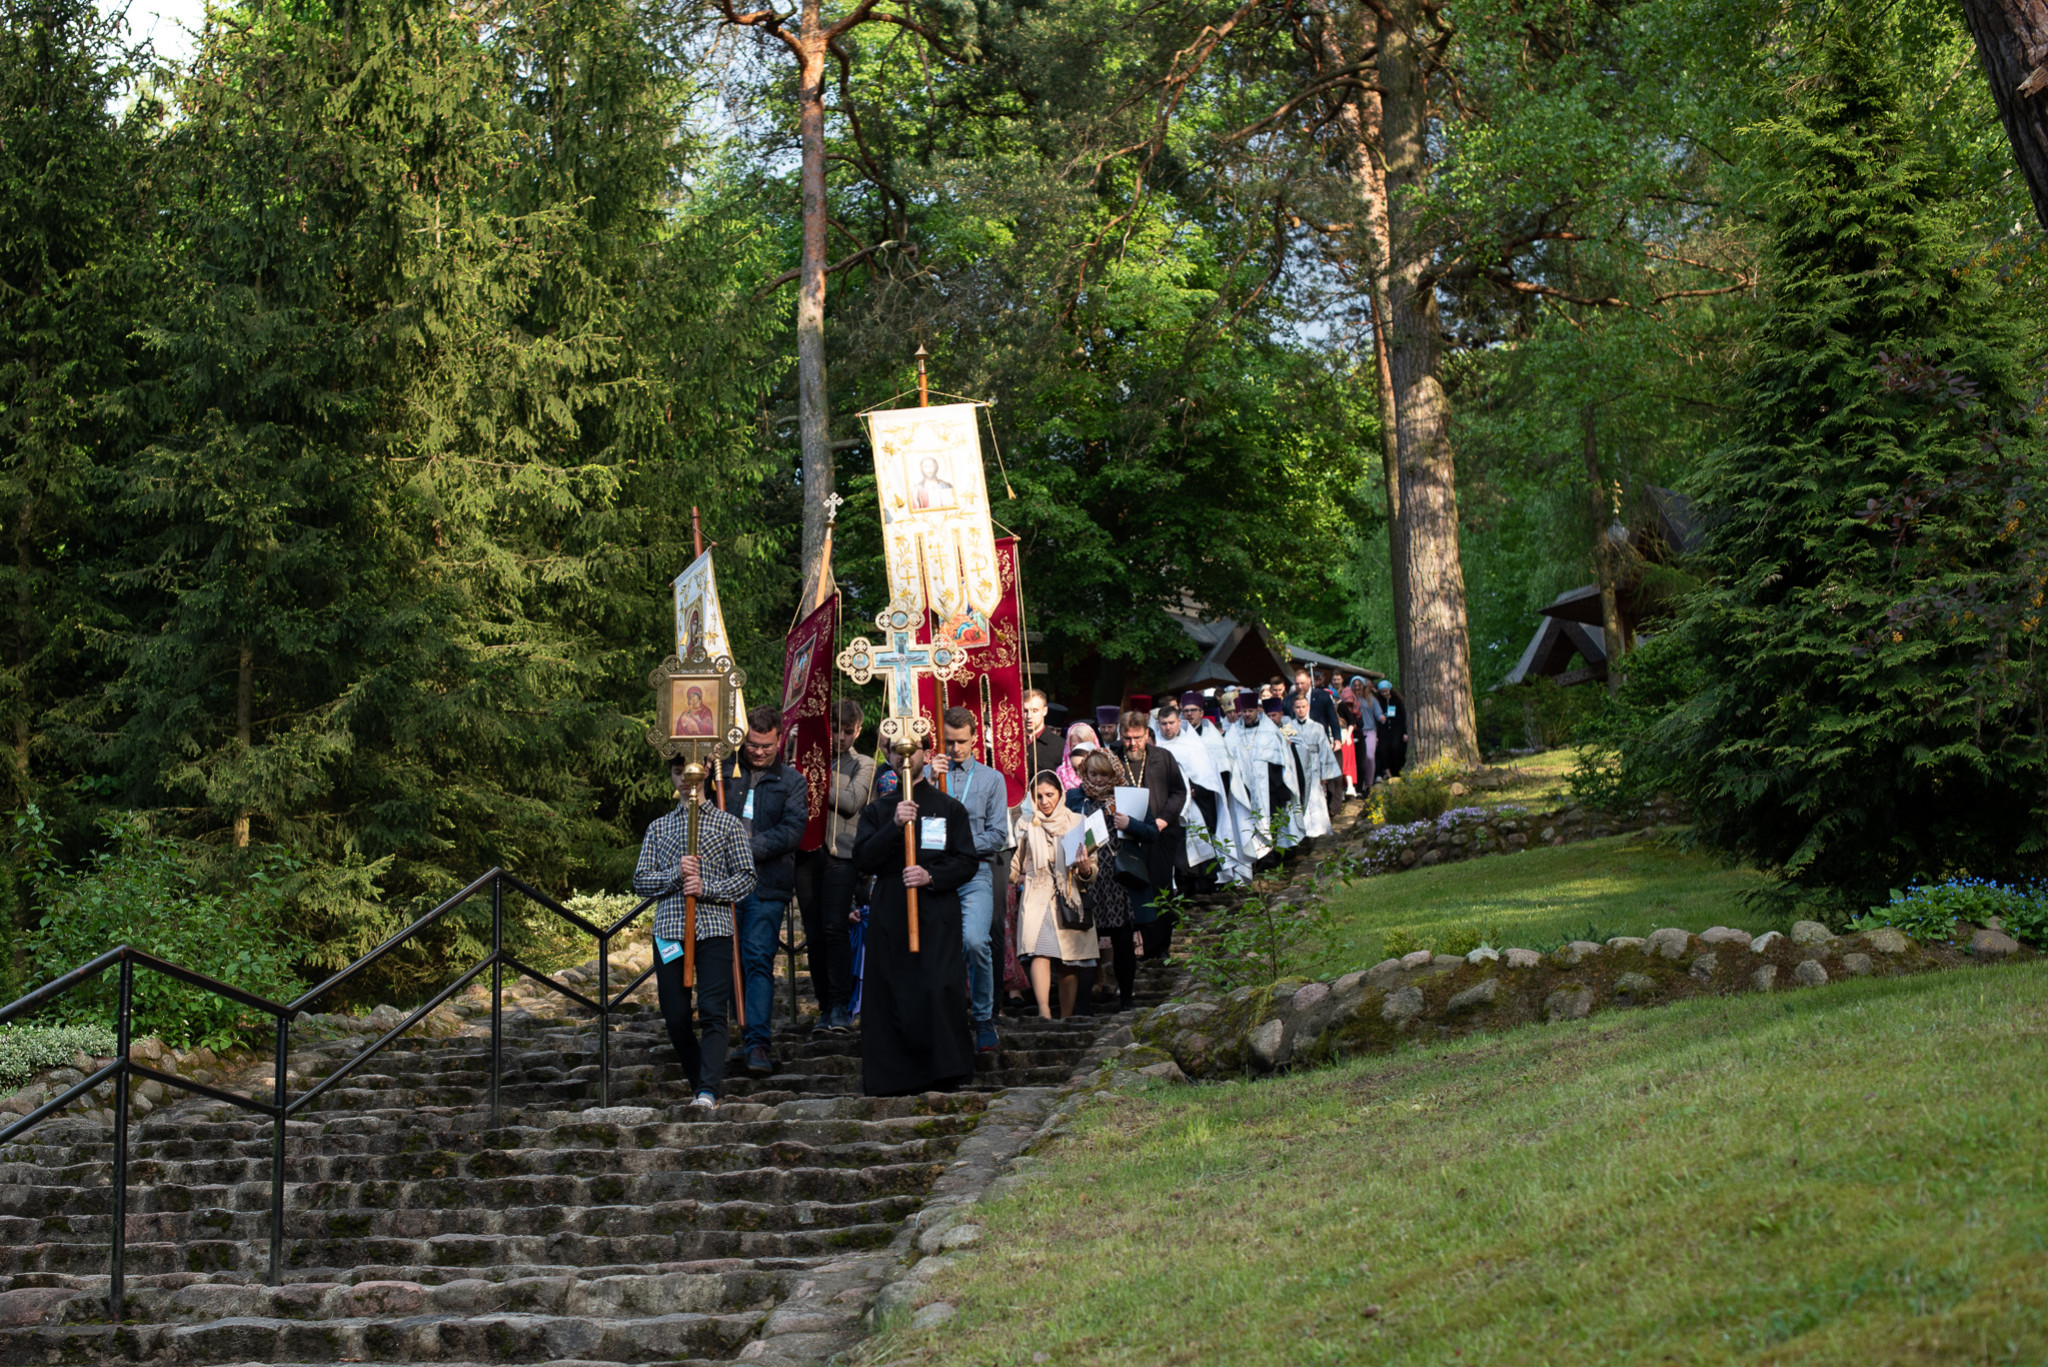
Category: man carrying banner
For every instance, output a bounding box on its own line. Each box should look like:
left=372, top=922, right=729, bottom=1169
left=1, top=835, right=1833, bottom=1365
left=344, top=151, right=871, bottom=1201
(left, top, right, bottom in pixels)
left=794, top=698, right=873, bottom=1034
left=713, top=705, right=809, bottom=1075
left=632, top=753, right=757, bottom=1109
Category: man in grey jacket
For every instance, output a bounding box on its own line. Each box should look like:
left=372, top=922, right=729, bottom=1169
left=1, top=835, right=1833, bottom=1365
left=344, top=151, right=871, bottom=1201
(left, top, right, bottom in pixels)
left=794, top=698, right=874, bottom=1034
left=930, top=706, right=1010, bottom=1052
left=715, top=704, right=810, bottom=1074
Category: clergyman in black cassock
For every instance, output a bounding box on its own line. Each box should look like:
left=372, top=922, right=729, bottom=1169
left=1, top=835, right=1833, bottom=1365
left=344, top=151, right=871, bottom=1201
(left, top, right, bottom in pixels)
left=854, top=771, right=980, bottom=1096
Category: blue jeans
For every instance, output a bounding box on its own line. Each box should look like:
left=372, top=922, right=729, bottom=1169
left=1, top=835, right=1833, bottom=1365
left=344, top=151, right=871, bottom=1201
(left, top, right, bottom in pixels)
left=959, top=866, right=995, bottom=1023
left=737, top=893, right=785, bottom=1050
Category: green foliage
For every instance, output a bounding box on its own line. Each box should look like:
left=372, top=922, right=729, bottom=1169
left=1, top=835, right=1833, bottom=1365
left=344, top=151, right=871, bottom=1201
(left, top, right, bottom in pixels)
left=1850, top=879, right=2048, bottom=946
left=1475, top=679, right=1603, bottom=755
left=0, top=1022, right=119, bottom=1092
left=1436, top=924, right=1504, bottom=959
left=1378, top=927, right=1426, bottom=959
left=15, top=808, right=307, bottom=1050
left=1601, top=24, right=2048, bottom=902
left=1178, top=888, right=1339, bottom=993
left=1379, top=762, right=1457, bottom=825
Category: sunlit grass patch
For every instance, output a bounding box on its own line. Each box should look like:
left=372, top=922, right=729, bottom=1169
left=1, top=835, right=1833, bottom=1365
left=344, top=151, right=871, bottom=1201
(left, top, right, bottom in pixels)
left=873, top=963, right=2048, bottom=1365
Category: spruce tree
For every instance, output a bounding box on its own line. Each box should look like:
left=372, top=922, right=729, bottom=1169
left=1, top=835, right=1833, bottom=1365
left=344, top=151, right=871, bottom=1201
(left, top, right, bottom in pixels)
left=1648, top=26, right=2043, bottom=902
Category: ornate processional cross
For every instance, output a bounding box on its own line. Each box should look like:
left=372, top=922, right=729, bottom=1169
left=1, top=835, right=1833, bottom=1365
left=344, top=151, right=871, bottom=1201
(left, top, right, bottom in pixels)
left=837, top=601, right=966, bottom=749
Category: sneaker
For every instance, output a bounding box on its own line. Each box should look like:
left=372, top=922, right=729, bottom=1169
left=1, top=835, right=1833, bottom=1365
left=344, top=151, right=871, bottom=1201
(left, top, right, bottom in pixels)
left=824, top=1005, right=853, bottom=1033
left=975, top=1020, right=999, bottom=1053
left=745, top=1044, right=773, bottom=1075
left=691, top=1091, right=717, bottom=1111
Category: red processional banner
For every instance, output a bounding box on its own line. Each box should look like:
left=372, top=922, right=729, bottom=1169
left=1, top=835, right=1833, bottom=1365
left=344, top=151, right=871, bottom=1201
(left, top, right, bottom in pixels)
left=782, top=593, right=839, bottom=852
left=917, top=537, right=1029, bottom=808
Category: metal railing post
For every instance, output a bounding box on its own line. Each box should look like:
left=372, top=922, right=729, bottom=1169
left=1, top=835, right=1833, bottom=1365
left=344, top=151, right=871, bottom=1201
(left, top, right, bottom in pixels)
left=490, top=875, right=503, bottom=1129
left=110, top=955, right=131, bottom=1324
left=269, top=1014, right=288, bottom=1285
left=598, top=931, right=610, bottom=1109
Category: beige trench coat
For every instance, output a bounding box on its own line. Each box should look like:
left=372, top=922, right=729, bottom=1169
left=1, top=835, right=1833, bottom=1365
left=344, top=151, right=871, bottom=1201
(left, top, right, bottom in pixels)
left=1009, top=804, right=1097, bottom=963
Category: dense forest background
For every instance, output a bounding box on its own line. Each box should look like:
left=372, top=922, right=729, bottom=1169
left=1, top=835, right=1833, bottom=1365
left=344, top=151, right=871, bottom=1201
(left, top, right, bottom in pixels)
left=2, top=0, right=2043, bottom=1021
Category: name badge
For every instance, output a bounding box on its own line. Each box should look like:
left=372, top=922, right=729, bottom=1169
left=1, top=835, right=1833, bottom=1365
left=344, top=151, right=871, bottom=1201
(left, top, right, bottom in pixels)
left=1385, top=705, right=1397, bottom=717
left=655, top=936, right=685, bottom=964
left=741, top=790, right=756, bottom=820
left=920, top=816, right=949, bottom=851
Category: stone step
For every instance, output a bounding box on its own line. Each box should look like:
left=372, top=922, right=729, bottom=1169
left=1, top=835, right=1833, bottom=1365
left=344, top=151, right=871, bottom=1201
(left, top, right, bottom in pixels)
left=0, top=1307, right=767, bottom=1363
left=7, top=1264, right=784, bottom=1324
left=0, top=948, right=1175, bottom=1365
left=0, top=1159, right=943, bottom=1221
left=0, top=1220, right=903, bottom=1275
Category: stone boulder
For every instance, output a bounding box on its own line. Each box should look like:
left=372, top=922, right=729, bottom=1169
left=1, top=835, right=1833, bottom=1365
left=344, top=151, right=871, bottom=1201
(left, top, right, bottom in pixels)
left=1793, top=959, right=1829, bottom=986
left=1861, top=928, right=1910, bottom=955
left=1612, top=972, right=1657, bottom=1003
left=1697, top=926, right=1752, bottom=947
left=1446, top=979, right=1499, bottom=1013
left=1971, top=928, right=2021, bottom=959
left=1545, top=987, right=1594, bottom=1022
left=1645, top=928, right=1692, bottom=960
left=1790, top=920, right=1836, bottom=946
left=1555, top=941, right=1602, bottom=967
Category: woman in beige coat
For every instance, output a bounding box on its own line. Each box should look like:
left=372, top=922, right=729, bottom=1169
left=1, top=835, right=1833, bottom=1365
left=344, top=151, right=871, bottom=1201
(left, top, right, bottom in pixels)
left=1010, top=771, right=1099, bottom=1018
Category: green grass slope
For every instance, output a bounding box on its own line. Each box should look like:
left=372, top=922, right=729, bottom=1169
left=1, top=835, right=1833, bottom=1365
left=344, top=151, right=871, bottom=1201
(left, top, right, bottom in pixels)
left=882, top=962, right=2048, bottom=1366
left=1312, top=833, right=1777, bottom=974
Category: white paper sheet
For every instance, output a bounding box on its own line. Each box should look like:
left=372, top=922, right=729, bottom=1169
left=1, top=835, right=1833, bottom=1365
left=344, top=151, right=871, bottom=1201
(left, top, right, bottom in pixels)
left=1113, top=786, right=1150, bottom=821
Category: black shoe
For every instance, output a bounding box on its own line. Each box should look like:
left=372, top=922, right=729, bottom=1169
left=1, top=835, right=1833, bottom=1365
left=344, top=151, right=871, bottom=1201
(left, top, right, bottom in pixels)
left=745, top=1044, right=772, bottom=1075
left=825, top=1005, right=853, bottom=1033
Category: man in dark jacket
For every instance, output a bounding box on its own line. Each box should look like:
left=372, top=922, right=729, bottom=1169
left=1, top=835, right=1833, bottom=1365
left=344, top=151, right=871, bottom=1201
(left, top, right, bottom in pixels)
left=715, top=704, right=810, bottom=1074
left=1023, top=689, right=1063, bottom=780
left=1289, top=667, right=1341, bottom=745
left=1117, top=710, right=1189, bottom=961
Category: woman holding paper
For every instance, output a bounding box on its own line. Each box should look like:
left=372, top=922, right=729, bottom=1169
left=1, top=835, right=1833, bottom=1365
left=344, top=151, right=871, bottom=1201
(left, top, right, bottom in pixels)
left=1064, top=749, right=1157, bottom=1012
left=1010, top=772, right=1100, bottom=1019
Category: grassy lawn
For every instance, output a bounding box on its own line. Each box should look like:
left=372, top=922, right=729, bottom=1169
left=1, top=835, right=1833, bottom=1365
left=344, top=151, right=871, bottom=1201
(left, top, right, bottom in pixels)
left=1469, top=745, right=1583, bottom=812
left=877, top=962, right=2048, bottom=1366
left=1310, top=832, right=1778, bottom=974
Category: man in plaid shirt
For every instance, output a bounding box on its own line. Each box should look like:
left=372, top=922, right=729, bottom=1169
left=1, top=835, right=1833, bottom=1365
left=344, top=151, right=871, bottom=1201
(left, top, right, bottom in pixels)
left=633, top=753, right=756, bottom=1108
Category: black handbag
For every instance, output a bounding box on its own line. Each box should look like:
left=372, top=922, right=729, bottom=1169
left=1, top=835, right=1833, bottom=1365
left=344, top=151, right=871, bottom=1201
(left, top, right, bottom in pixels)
left=1054, top=874, right=1093, bottom=931
left=1112, top=838, right=1152, bottom=892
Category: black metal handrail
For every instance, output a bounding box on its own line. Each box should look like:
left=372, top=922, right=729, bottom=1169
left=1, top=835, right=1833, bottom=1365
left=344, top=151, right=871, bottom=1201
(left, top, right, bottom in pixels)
left=0, top=868, right=666, bottom=1323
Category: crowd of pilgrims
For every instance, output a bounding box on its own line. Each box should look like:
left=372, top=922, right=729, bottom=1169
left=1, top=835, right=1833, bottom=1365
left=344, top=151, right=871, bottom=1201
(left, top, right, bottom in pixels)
left=632, top=667, right=1411, bottom=1102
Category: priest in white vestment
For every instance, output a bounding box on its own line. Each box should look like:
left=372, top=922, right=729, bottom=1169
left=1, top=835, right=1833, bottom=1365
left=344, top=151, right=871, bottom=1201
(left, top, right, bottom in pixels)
left=1284, top=692, right=1337, bottom=839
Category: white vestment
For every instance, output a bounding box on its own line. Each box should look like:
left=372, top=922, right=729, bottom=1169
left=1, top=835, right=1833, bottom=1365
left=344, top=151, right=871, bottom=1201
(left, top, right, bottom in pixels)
left=1282, top=717, right=1336, bottom=839
left=1227, top=716, right=1299, bottom=855
left=1195, top=721, right=1256, bottom=881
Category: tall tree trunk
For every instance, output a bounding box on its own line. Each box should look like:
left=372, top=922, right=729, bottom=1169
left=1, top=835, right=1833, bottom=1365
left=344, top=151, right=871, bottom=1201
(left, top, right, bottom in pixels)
left=1960, top=0, right=2048, bottom=231
left=233, top=640, right=253, bottom=848
left=1376, top=0, right=1478, bottom=766
left=1582, top=406, right=1625, bottom=693
left=1313, top=4, right=1412, bottom=685
left=1368, top=297, right=1409, bottom=686
left=795, top=0, right=834, bottom=604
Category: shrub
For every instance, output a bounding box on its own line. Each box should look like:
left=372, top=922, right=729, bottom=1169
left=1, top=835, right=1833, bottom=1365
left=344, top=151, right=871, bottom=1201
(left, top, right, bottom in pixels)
left=0, top=1023, right=119, bottom=1093
left=1476, top=678, right=1603, bottom=754
left=1381, top=760, right=1457, bottom=825
left=17, top=808, right=309, bottom=1052
left=1178, top=889, right=1339, bottom=992
left=1851, top=879, right=2048, bottom=946
left=1438, top=923, right=1504, bottom=958
left=1379, top=927, right=1427, bottom=959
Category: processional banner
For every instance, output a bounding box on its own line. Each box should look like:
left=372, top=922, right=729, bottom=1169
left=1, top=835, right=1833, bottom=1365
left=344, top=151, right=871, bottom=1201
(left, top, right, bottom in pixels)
left=865, top=403, right=1003, bottom=642
left=673, top=550, right=745, bottom=732
left=782, top=594, right=838, bottom=853
left=916, top=537, right=1029, bottom=808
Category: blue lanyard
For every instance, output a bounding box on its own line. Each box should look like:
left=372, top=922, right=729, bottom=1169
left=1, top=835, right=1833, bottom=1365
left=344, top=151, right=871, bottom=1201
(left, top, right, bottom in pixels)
left=949, top=764, right=977, bottom=804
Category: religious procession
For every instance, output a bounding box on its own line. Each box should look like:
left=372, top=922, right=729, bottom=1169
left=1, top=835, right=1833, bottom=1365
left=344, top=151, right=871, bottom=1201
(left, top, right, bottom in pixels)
left=625, top=376, right=1408, bottom=1103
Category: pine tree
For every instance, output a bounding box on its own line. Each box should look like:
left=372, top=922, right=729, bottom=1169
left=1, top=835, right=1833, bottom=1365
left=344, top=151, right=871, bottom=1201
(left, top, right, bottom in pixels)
left=1645, top=25, right=2043, bottom=902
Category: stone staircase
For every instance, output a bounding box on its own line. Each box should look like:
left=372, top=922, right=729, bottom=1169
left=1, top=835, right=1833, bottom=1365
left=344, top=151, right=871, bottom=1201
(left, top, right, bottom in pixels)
left=0, top=963, right=1175, bottom=1367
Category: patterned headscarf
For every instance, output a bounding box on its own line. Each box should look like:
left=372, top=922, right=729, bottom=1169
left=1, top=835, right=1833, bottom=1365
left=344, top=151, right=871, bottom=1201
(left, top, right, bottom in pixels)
left=1057, top=723, right=1099, bottom=790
